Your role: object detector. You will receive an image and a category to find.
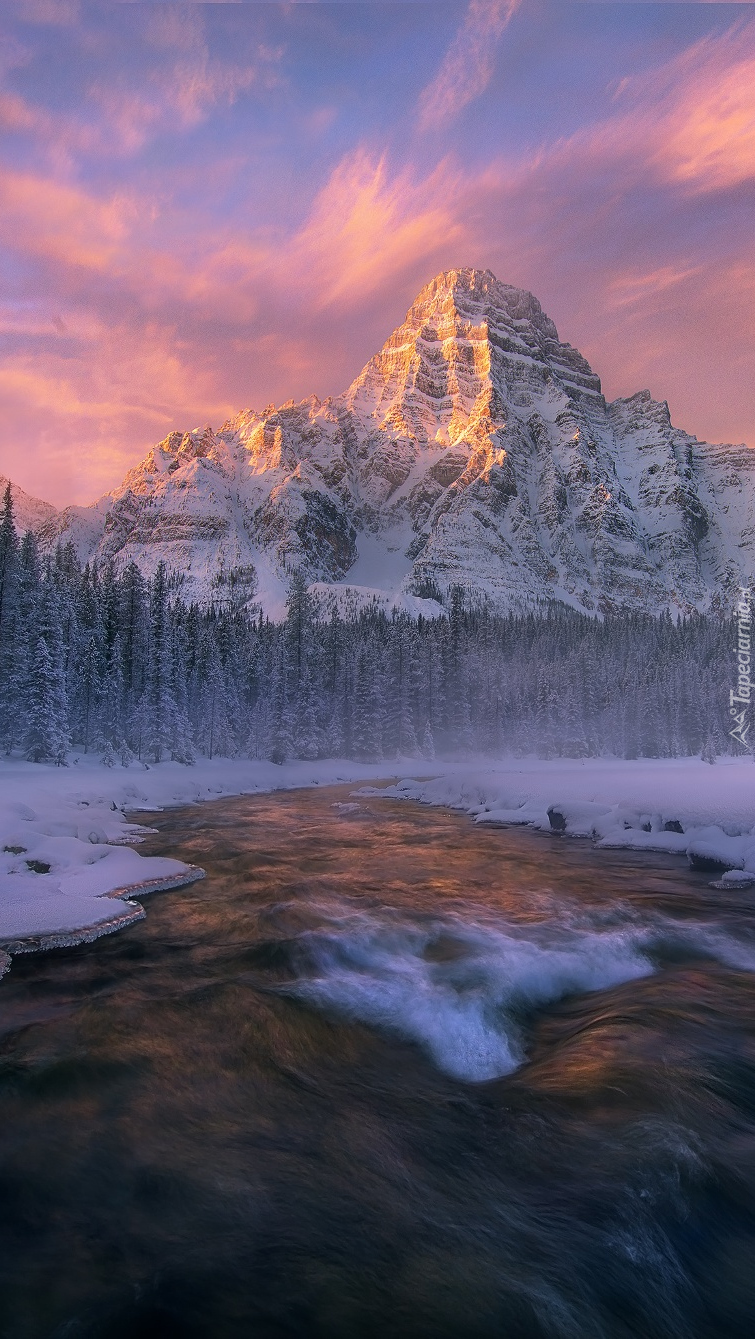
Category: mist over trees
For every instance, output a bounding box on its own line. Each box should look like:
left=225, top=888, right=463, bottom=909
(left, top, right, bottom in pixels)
left=0, top=486, right=737, bottom=766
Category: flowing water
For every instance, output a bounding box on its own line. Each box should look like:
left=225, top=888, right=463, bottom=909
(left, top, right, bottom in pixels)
left=1, top=786, right=755, bottom=1339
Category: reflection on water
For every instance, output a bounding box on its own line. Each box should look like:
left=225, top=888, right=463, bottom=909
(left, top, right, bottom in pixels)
left=1, top=787, right=755, bottom=1338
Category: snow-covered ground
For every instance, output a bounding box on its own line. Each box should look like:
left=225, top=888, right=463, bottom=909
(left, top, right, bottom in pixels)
left=1, top=754, right=754, bottom=979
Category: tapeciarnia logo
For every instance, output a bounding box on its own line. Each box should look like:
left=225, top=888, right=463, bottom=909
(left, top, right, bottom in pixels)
left=729, top=586, right=752, bottom=749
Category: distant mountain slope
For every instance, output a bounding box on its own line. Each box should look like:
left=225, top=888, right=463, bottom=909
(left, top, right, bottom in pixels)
left=10, top=269, right=755, bottom=615
left=0, top=475, right=58, bottom=536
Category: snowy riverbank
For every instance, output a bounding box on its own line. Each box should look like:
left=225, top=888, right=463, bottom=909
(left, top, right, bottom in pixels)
left=359, top=756, right=755, bottom=879
left=1, top=754, right=754, bottom=975
left=0, top=756, right=428, bottom=971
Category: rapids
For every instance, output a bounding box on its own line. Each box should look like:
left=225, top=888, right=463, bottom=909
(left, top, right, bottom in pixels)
left=1, top=785, right=754, bottom=1338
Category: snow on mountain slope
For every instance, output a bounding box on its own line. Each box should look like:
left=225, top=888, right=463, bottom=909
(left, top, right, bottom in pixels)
left=0, top=475, right=58, bottom=536
left=37, top=497, right=111, bottom=565
left=11, top=269, right=755, bottom=615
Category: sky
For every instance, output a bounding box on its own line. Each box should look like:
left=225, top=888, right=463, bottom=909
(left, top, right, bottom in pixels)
left=1, top=0, right=754, bottom=507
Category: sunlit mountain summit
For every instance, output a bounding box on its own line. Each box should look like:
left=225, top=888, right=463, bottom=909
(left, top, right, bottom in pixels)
left=31, top=268, right=755, bottom=616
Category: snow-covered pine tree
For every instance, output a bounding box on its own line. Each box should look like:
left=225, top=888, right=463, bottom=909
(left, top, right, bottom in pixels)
left=701, top=732, right=717, bottom=765
left=169, top=615, right=195, bottom=765
left=4, top=531, right=44, bottom=751
left=100, top=632, right=125, bottom=754
left=119, top=561, right=148, bottom=753
left=268, top=634, right=292, bottom=764
left=280, top=568, right=319, bottom=755
left=0, top=483, right=19, bottom=748
left=421, top=719, right=436, bottom=760
left=196, top=635, right=234, bottom=760
left=24, top=636, right=70, bottom=764
left=351, top=644, right=382, bottom=761
left=385, top=616, right=419, bottom=758
left=77, top=634, right=102, bottom=753
left=0, top=483, right=17, bottom=645
left=142, top=562, right=177, bottom=762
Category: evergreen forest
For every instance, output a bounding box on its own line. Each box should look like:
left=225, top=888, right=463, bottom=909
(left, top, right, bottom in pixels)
left=0, top=486, right=737, bottom=766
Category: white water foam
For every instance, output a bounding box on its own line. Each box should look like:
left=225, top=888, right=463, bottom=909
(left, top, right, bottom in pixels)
left=283, top=902, right=755, bottom=1082
left=285, top=908, right=656, bottom=1082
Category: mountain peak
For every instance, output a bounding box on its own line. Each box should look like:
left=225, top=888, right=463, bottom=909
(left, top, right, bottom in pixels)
left=407, top=268, right=559, bottom=342
left=341, top=265, right=594, bottom=434
left=415, top=267, right=499, bottom=299
left=13, top=272, right=754, bottom=619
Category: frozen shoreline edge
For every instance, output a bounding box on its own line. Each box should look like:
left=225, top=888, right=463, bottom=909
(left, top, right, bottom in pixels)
left=0, top=866, right=206, bottom=978
left=0, top=756, right=427, bottom=975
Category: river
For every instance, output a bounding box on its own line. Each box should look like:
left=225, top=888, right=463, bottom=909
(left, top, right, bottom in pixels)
left=1, top=784, right=754, bottom=1338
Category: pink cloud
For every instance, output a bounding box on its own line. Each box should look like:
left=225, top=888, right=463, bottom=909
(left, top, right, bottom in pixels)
left=286, top=149, right=467, bottom=308
left=0, top=321, right=237, bottom=505
left=558, top=20, right=755, bottom=195
left=417, top=0, right=521, bottom=133
left=0, top=171, right=131, bottom=270
left=655, top=52, right=755, bottom=192
left=2, top=15, right=755, bottom=508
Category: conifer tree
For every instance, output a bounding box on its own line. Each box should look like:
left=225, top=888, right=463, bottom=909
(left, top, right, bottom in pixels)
left=701, top=732, right=717, bottom=765
left=0, top=483, right=19, bottom=747
left=0, top=483, right=18, bottom=652
left=197, top=636, right=233, bottom=760
left=143, top=563, right=176, bottom=762
left=25, top=637, right=70, bottom=764
left=101, top=633, right=125, bottom=753
left=78, top=634, right=102, bottom=753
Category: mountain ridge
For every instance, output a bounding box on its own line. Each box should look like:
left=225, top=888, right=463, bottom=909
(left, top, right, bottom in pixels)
left=8, top=268, right=755, bottom=617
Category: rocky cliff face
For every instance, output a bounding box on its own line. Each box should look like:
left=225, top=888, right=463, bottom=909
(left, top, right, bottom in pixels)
left=22, top=269, right=755, bottom=615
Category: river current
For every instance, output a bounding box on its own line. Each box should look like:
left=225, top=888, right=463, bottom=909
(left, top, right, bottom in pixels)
left=1, top=785, right=755, bottom=1338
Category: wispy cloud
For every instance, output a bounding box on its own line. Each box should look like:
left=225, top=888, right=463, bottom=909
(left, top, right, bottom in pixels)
left=288, top=149, right=466, bottom=306
left=417, top=0, right=521, bottom=132
left=561, top=20, right=755, bottom=194
left=1, top=2, right=754, bottom=505
left=651, top=37, right=755, bottom=192
left=0, top=171, right=131, bottom=270
left=606, top=265, right=703, bottom=309
left=88, top=56, right=268, bottom=156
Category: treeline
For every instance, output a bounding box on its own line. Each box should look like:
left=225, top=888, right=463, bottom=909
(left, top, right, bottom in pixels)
left=0, top=485, right=739, bottom=765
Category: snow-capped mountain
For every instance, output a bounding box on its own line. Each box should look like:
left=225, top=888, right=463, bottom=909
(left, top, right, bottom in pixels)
left=0, top=475, right=58, bottom=537
left=20, top=269, right=755, bottom=614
